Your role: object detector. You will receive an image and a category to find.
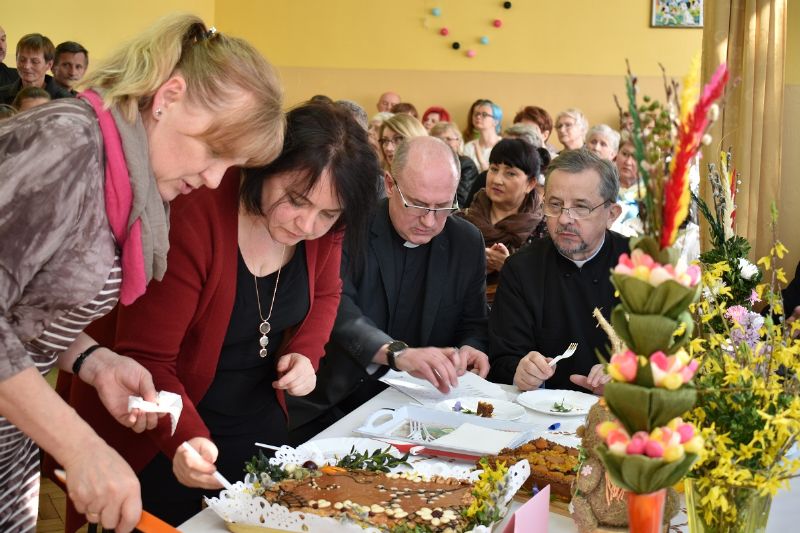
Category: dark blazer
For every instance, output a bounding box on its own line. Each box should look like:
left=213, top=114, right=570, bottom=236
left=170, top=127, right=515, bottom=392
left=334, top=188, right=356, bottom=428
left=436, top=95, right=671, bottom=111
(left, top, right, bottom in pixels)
left=288, top=199, right=489, bottom=429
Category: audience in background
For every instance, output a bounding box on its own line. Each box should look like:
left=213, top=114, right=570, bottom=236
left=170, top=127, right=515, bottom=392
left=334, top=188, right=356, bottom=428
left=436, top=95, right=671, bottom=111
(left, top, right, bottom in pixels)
left=52, top=41, right=88, bottom=95
left=376, top=90, right=400, bottom=112
left=336, top=98, right=369, bottom=129
left=555, top=108, right=588, bottom=151
left=0, top=25, right=18, bottom=86
left=462, top=98, right=483, bottom=142
left=421, top=105, right=451, bottom=131
left=11, top=85, right=50, bottom=111
left=390, top=101, right=418, bottom=118
left=611, top=135, right=643, bottom=237
left=585, top=124, right=620, bottom=161
left=464, top=99, right=502, bottom=172
left=0, top=33, right=72, bottom=104
left=430, top=121, right=479, bottom=207
left=377, top=113, right=427, bottom=169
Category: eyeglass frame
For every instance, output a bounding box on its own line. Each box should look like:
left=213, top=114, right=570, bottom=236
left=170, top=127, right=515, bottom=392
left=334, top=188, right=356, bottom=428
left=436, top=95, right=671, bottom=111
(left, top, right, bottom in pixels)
left=542, top=200, right=611, bottom=220
left=472, top=111, right=494, bottom=120
left=392, top=178, right=459, bottom=218
left=378, top=134, right=406, bottom=147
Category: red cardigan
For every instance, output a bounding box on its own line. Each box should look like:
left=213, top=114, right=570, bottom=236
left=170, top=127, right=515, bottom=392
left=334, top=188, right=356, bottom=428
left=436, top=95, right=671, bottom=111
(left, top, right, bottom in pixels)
left=64, top=169, right=343, bottom=474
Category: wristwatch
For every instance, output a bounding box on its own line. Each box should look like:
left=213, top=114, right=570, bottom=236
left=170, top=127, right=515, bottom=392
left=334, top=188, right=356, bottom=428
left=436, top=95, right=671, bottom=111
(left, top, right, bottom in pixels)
left=386, top=340, right=409, bottom=371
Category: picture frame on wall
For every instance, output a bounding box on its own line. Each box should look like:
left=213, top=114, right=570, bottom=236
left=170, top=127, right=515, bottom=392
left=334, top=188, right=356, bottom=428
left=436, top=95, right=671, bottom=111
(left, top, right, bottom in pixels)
left=651, top=0, right=703, bottom=28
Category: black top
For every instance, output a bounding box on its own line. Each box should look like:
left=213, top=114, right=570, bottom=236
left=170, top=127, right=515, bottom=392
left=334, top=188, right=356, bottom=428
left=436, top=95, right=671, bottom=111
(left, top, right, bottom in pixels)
left=388, top=227, right=430, bottom=344
left=456, top=155, right=480, bottom=207
left=0, top=64, right=18, bottom=87
left=198, top=243, right=309, bottom=436
left=0, top=74, right=73, bottom=105
left=488, top=231, right=630, bottom=390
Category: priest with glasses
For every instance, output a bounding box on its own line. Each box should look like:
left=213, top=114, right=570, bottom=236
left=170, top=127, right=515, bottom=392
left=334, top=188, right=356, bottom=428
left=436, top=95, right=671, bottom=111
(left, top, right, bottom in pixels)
left=289, top=137, right=491, bottom=443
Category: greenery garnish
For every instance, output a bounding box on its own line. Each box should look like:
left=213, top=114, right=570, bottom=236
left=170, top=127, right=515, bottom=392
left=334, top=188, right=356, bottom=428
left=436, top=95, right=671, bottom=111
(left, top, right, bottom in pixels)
left=335, top=445, right=410, bottom=472
left=552, top=397, right=573, bottom=413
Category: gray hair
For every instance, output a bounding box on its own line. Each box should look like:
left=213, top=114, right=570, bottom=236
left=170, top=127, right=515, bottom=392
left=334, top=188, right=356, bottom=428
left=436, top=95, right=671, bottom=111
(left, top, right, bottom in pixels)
left=545, top=149, right=619, bottom=202
left=503, top=123, right=543, bottom=148
left=336, top=99, right=368, bottom=129
left=391, top=136, right=460, bottom=183
left=556, top=108, right=589, bottom=134
left=586, top=124, right=620, bottom=153
left=371, top=111, right=394, bottom=123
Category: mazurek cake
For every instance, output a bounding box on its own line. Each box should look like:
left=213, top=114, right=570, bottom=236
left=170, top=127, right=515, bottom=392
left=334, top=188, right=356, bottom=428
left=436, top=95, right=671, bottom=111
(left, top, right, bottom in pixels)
left=482, top=437, right=579, bottom=500
left=262, top=467, right=472, bottom=531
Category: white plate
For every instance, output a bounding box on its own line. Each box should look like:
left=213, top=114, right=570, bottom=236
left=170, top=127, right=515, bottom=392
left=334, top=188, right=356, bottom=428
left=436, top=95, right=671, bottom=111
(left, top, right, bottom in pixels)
left=297, top=437, right=399, bottom=460
left=516, top=389, right=598, bottom=417
left=436, top=397, right=526, bottom=421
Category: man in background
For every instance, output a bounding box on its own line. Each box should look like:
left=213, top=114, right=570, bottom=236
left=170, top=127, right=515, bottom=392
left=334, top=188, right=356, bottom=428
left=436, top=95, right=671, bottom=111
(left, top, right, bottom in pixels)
left=376, top=90, right=400, bottom=112
left=0, top=33, right=71, bottom=104
left=52, top=41, right=88, bottom=95
left=0, top=26, right=19, bottom=86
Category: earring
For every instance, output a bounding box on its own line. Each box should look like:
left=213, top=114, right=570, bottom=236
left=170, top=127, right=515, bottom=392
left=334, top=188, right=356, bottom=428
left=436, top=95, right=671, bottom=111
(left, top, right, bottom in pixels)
left=154, top=108, right=163, bottom=118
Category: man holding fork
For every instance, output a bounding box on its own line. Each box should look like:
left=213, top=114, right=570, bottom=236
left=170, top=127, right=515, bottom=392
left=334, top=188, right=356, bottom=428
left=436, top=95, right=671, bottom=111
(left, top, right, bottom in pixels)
left=488, top=149, right=629, bottom=394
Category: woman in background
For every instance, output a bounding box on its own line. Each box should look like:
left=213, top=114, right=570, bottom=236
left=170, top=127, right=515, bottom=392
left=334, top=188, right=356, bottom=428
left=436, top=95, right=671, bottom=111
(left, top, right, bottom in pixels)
left=458, top=139, right=547, bottom=302
left=463, top=99, right=502, bottom=172
left=430, top=121, right=478, bottom=207
left=421, top=105, right=451, bottom=131
left=555, top=108, right=588, bottom=151
left=65, top=102, right=380, bottom=527
left=378, top=113, right=427, bottom=169
left=1, top=13, right=284, bottom=532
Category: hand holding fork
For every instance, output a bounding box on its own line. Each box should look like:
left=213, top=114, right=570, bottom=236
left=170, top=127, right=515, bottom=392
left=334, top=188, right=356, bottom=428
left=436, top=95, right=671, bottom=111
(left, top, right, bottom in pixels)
left=513, top=343, right=578, bottom=391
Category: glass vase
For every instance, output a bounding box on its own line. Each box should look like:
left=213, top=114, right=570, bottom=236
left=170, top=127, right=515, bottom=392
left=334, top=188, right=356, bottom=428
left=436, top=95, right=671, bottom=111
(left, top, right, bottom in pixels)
left=685, top=478, right=773, bottom=533
left=626, top=489, right=666, bottom=533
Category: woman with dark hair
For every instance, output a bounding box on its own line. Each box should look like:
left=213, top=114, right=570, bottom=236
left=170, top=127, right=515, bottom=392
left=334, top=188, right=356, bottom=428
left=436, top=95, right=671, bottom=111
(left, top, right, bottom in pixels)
left=458, top=139, right=546, bottom=301
left=63, top=101, right=381, bottom=527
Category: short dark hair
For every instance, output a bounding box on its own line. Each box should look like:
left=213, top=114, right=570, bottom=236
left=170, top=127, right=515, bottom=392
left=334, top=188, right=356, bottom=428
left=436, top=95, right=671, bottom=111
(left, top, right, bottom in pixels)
left=489, top=138, right=543, bottom=182
left=54, top=41, right=89, bottom=64
left=240, top=101, right=381, bottom=258
left=545, top=149, right=619, bottom=202
left=16, top=33, right=55, bottom=62
left=513, top=105, right=553, bottom=135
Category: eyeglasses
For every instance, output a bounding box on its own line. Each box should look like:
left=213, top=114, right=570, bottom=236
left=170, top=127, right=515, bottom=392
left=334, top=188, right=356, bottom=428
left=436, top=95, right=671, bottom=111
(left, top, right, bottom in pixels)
left=542, top=200, right=610, bottom=220
left=393, top=179, right=459, bottom=218
left=379, top=135, right=405, bottom=147
left=473, top=111, right=493, bottom=119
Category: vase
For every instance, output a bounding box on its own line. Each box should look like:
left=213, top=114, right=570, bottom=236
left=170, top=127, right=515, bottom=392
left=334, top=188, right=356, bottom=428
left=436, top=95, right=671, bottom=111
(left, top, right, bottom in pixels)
left=685, top=478, right=773, bottom=533
left=626, top=489, right=666, bottom=533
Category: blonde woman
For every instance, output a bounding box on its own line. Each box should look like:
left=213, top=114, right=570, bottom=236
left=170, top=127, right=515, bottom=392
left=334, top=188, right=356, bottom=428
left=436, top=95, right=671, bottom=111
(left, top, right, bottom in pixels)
left=430, top=121, right=478, bottom=206
left=377, top=113, right=427, bottom=168
left=555, top=108, right=588, bottom=151
left=0, top=14, right=283, bottom=532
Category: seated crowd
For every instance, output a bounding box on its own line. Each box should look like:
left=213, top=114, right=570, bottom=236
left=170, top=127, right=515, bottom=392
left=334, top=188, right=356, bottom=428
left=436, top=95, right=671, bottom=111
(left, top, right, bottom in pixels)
left=2, top=19, right=708, bottom=531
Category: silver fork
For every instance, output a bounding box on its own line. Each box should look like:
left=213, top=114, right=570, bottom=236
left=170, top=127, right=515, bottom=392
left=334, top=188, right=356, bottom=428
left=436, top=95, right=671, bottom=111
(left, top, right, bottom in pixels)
left=548, top=342, right=578, bottom=367
left=407, top=420, right=434, bottom=442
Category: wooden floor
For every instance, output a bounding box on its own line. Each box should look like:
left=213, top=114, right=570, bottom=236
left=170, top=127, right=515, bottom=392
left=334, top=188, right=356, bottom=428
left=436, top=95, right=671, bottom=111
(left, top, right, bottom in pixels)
left=38, top=476, right=92, bottom=533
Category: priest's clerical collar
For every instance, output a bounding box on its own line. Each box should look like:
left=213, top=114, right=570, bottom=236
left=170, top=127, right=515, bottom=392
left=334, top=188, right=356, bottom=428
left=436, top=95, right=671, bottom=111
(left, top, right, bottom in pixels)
left=559, top=233, right=606, bottom=268
left=390, top=222, right=425, bottom=249
left=404, top=241, right=420, bottom=248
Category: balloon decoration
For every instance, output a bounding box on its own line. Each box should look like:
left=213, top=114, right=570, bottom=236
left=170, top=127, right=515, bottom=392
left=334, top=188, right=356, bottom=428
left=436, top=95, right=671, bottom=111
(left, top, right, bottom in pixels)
left=428, top=2, right=513, bottom=58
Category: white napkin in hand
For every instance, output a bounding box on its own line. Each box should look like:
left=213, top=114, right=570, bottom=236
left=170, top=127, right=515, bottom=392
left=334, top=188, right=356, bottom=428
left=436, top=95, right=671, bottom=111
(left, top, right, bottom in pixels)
left=128, top=391, right=183, bottom=435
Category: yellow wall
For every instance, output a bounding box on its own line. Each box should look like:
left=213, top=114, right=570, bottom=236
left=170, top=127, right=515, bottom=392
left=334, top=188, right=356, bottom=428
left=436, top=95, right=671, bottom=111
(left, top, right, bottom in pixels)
left=217, top=0, right=702, bottom=128
left=3, top=1, right=214, bottom=68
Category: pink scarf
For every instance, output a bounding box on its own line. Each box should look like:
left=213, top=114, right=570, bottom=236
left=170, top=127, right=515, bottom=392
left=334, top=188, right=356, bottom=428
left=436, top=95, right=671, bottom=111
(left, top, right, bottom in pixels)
left=79, top=89, right=146, bottom=305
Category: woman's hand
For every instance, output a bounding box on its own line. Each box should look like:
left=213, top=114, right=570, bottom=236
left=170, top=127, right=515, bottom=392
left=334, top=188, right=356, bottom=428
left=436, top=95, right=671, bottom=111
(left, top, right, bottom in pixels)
left=273, top=353, right=316, bottom=396
left=62, top=438, right=142, bottom=533
left=80, top=348, right=161, bottom=433
left=172, top=437, right=223, bottom=489
left=486, top=243, right=510, bottom=273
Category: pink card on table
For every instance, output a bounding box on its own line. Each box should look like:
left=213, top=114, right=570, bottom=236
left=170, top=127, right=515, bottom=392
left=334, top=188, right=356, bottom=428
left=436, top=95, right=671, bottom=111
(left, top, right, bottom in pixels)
left=503, top=484, right=550, bottom=533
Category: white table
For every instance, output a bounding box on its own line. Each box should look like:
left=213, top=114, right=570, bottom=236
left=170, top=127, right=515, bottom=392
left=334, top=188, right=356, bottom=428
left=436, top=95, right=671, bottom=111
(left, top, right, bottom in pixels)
left=180, top=385, right=800, bottom=532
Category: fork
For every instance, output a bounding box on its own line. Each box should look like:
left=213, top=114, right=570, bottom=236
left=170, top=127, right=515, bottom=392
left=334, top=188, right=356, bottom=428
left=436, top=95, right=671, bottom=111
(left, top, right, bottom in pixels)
left=407, top=420, right=435, bottom=442
left=548, top=342, right=578, bottom=367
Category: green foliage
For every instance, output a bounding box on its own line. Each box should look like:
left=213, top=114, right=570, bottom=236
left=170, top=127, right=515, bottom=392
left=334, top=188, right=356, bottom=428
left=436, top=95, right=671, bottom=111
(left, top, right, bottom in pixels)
left=335, top=446, right=410, bottom=472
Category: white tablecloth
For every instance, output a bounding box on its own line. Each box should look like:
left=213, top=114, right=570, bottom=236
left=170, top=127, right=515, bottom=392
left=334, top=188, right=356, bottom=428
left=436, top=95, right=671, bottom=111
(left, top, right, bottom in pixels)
left=179, top=385, right=800, bottom=532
